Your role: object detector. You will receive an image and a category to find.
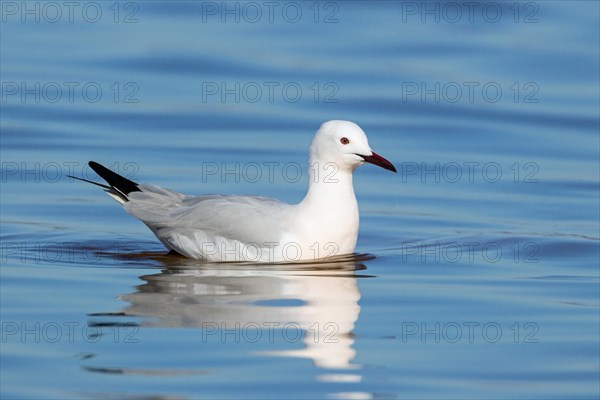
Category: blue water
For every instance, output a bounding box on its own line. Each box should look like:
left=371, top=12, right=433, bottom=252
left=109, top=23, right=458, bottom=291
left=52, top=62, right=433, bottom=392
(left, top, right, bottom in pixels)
left=1, top=1, right=599, bottom=399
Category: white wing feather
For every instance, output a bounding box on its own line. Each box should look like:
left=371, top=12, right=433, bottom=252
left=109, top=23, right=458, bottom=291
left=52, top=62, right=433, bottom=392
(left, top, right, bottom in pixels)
left=123, top=184, right=292, bottom=260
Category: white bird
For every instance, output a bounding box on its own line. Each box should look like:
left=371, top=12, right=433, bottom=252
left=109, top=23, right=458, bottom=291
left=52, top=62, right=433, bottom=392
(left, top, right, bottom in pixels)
left=71, top=120, right=396, bottom=262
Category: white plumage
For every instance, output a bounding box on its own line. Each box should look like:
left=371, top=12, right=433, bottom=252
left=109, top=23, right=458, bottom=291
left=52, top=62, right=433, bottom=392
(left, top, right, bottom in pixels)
left=76, top=120, right=396, bottom=262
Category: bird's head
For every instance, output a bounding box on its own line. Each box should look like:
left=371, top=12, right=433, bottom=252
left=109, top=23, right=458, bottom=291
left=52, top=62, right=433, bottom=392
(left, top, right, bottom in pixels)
left=310, top=120, right=396, bottom=173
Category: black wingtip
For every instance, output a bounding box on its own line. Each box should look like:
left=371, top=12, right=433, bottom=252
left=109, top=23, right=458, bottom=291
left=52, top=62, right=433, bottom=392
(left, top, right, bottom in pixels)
left=88, top=161, right=140, bottom=196
left=67, top=174, right=111, bottom=190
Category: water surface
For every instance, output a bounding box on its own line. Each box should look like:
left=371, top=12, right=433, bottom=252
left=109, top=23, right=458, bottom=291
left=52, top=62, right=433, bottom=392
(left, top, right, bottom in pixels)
left=1, top=1, right=599, bottom=399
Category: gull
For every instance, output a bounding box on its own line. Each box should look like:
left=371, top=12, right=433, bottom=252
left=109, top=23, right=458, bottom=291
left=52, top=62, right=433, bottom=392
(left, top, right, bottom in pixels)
left=70, top=120, right=396, bottom=262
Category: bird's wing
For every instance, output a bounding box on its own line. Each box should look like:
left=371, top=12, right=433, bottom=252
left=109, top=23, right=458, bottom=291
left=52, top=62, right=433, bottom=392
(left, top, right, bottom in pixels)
left=124, top=184, right=291, bottom=247
left=69, top=161, right=141, bottom=204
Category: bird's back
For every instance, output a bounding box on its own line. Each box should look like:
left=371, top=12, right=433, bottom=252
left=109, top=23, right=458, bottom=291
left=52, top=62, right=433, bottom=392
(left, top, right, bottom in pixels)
left=124, top=184, right=293, bottom=261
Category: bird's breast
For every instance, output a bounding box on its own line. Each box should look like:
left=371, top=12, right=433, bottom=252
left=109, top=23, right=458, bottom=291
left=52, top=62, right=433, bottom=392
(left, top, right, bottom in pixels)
left=286, top=200, right=359, bottom=260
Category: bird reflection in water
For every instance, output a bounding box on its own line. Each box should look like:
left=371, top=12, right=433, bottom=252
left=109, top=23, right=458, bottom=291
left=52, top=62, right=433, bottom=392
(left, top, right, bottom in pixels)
left=97, top=252, right=373, bottom=371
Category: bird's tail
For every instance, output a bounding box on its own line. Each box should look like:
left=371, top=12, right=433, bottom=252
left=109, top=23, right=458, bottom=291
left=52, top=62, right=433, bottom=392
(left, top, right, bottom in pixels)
left=68, top=161, right=141, bottom=204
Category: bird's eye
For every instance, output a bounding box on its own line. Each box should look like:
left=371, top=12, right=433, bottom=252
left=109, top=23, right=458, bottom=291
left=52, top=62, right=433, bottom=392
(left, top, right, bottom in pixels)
left=340, top=137, right=350, bottom=145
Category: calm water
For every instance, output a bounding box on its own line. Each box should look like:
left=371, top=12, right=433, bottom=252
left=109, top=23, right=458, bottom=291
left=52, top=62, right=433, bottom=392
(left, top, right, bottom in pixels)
left=1, top=1, right=599, bottom=399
